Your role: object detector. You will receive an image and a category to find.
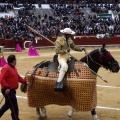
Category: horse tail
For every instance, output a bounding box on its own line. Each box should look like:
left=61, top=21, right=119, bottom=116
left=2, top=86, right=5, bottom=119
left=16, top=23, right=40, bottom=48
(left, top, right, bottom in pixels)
left=20, top=70, right=29, bottom=93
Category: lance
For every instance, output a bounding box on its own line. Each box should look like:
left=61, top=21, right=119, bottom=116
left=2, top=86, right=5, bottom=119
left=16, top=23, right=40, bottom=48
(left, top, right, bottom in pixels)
left=27, top=25, right=108, bottom=83
left=0, top=96, right=4, bottom=104
left=27, top=25, right=54, bottom=45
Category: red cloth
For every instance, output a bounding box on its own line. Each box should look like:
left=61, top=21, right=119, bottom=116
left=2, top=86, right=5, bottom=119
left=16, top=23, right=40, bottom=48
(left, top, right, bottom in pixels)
left=16, top=44, right=22, bottom=52
left=28, top=46, right=39, bottom=56
left=0, top=64, right=26, bottom=89
left=0, top=56, right=7, bottom=67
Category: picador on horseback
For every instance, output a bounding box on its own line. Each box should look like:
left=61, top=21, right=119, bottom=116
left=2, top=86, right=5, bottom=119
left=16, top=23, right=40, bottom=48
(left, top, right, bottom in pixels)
left=54, top=28, right=86, bottom=91
left=20, top=26, right=120, bottom=120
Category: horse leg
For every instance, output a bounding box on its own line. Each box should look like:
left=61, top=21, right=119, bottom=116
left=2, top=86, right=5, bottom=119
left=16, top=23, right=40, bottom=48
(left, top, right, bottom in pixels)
left=40, top=107, right=47, bottom=118
left=36, top=107, right=46, bottom=120
left=91, top=108, right=99, bottom=120
left=67, top=107, right=75, bottom=120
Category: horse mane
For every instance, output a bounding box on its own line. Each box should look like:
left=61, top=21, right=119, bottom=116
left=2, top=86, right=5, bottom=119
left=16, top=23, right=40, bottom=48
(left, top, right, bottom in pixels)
left=80, top=49, right=99, bottom=61
left=80, top=48, right=101, bottom=73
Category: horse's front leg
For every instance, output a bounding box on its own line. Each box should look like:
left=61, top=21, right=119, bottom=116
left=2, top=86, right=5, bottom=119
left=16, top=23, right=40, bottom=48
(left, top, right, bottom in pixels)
left=36, top=107, right=47, bottom=120
left=67, top=107, right=75, bottom=120
left=91, top=108, right=99, bottom=120
left=40, top=107, right=47, bottom=118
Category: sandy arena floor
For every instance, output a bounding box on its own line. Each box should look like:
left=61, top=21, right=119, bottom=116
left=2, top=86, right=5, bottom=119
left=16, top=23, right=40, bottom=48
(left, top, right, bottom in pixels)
left=0, top=46, right=120, bottom=120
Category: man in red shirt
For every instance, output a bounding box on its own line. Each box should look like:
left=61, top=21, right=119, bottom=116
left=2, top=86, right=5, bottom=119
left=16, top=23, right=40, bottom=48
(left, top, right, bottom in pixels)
left=0, top=54, right=30, bottom=120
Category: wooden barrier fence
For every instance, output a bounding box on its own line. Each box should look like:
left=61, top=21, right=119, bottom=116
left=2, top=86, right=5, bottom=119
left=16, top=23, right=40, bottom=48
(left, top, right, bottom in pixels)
left=0, top=36, right=120, bottom=50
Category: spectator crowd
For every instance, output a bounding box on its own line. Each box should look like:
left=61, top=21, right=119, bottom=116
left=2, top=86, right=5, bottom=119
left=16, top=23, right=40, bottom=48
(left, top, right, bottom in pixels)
left=0, top=1, right=120, bottom=40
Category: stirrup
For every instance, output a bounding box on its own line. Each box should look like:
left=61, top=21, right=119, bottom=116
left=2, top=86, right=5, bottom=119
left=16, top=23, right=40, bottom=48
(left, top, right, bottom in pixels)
left=54, top=81, right=67, bottom=92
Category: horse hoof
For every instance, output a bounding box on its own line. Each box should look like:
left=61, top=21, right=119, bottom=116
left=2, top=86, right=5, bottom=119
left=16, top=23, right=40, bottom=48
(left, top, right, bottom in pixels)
left=93, top=117, right=99, bottom=120
left=66, top=116, right=72, bottom=120
left=37, top=117, right=47, bottom=120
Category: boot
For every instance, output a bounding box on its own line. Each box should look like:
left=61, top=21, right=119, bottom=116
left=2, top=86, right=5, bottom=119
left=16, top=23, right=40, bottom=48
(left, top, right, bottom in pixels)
left=54, top=81, right=67, bottom=92
left=54, top=69, right=66, bottom=91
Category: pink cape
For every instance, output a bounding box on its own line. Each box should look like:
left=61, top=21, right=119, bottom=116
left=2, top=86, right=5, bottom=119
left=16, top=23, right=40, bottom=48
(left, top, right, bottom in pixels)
left=28, top=46, right=39, bottom=56
left=0, top=56, right=7, bottom=67
left=16, top=44, right=22, bottom=52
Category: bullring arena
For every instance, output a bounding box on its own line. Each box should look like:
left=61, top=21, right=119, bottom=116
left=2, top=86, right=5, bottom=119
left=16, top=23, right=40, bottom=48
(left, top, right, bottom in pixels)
left=0, top=46, right=120, bottom=120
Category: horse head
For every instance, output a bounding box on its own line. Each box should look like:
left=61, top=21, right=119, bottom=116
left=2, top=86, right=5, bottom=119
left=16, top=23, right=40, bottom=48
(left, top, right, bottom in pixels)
left=80, top=44, right=119, bottom=73
left=99, top=44, right=119, bottom=72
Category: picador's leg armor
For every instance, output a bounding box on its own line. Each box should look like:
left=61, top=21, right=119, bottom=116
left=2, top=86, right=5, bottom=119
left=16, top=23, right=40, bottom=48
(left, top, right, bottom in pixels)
left=54, top=68, right=66, bottom=91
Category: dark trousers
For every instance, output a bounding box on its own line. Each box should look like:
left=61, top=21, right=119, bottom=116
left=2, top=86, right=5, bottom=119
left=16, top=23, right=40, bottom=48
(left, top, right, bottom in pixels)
left=0, top=89, right=19, bottom=120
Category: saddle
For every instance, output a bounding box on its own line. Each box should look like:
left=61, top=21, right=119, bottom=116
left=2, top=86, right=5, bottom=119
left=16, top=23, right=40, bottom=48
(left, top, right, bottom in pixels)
left=47, top=54, right=76, bottom=91
left=47, top=54, right=76, bottom=76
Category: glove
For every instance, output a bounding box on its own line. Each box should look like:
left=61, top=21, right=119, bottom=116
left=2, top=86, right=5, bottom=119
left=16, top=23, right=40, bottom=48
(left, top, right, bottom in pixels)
left=80, top=47, right=86, bottom=51
left=26, top=81, right=30, bottom=86
left=5, top=89, right=10, bottom=94
left=81, top=47, right=86, bottom=51
left=66, top=47, right=70, bottom=52
left=81, top=47, right=87, bottom=54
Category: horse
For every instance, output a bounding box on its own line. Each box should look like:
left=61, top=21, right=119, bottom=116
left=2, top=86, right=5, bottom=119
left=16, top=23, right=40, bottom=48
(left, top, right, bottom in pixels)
left=21, top=44, right=119, bottom=120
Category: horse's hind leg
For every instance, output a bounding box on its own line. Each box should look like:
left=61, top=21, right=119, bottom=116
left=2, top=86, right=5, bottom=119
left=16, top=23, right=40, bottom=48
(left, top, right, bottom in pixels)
left=67, top=107, right=75, bottom=120
left=36, top=107, right=47, bottom=120
left=91, top=108, right=99, bottom=120
left=36, top=107, right=41, bottom=120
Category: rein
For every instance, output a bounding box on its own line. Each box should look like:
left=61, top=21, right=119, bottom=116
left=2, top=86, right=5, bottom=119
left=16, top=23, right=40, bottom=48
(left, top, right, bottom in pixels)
left=85, top=51, right=104, bottom=67
left=82, top=50, right=107, bottom=83
left=0, top=96, right=4, bottom=104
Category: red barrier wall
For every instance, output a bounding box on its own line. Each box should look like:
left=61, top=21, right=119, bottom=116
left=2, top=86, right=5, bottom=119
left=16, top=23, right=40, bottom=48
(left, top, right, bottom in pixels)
left=32, top=37, right=120, bottom=48
left=0, top=37, right=120, bottom=49
left=0, top=38, right=24, bottom=49
left=74, top=37, right=120, bottom=45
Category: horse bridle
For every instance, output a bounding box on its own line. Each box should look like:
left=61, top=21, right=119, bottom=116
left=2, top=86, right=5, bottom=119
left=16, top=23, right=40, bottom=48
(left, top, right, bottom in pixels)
left=85, top=47, right=117, bottom=68
left=85, top=48, right=104, bottom=68
left=86, top=48, right=118, bottom=71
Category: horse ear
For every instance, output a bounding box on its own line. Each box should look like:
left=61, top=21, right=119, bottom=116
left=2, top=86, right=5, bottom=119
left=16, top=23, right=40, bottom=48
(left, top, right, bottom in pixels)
left=102, top=44, right=106, bottom=49
left=101, top=44, right=107, bottom=54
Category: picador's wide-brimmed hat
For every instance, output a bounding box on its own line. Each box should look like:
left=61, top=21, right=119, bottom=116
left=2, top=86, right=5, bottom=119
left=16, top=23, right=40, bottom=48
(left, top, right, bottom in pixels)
left=60, top=28, right=75, bottom=35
